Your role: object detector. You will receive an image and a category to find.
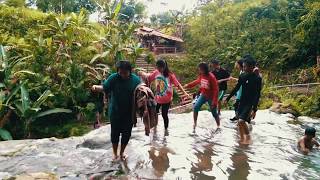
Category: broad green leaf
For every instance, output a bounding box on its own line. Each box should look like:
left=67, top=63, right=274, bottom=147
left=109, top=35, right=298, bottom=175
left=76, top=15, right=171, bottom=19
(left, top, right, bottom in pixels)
left=34, top=108, right=72, bottom=120
left=33, top=90, right=53, bottom=108
left=9, top=55, right=33, bottom=68
left=13, top=70, right=36, bottom=77
left=90, top=54, right=102, bottom=64
left=20, top=84, right=30, bottom=116
left=111, top=0, right=124, bottom=20
left=5, top=82, right=26, bottom=106
left=0, top=128, right=12, bottom=140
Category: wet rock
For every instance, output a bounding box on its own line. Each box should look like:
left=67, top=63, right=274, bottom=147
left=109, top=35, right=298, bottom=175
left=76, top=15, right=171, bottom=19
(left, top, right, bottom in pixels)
left=298, top=116, right=320, bottom=124
left=269, top=103, right=299, bottom=117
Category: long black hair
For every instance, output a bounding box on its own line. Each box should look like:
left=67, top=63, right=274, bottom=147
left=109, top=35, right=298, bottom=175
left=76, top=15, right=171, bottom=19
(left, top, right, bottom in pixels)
left=198, top=62, right=210, bottom=75
left=237, top=59, right=244, bottom=69
left=156, top=59, right=170, bottom=77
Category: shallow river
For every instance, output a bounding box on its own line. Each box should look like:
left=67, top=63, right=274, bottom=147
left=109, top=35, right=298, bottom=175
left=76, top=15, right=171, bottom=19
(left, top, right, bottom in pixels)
left=0, top=110, right=319, bottom=180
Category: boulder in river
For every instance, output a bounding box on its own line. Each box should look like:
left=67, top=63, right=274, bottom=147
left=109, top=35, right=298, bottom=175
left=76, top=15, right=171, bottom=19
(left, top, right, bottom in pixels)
left=269, top=102, right=300, bottom=117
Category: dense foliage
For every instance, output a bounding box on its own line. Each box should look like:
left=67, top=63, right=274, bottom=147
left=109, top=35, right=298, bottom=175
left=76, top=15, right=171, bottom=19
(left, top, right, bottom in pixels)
left=185, top=0, right=320, bottom=80
left=0, top=1, right=143, bottom=140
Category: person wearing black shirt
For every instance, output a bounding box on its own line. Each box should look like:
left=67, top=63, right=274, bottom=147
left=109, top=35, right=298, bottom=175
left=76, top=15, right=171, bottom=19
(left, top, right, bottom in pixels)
left=225, top=55, right=262, bottom=145
left=211, top=59, right=231, bottom=115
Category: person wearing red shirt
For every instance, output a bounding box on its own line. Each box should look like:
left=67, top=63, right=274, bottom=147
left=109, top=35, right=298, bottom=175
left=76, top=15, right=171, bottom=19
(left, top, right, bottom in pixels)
left=185, top=62, right=220, bottom=130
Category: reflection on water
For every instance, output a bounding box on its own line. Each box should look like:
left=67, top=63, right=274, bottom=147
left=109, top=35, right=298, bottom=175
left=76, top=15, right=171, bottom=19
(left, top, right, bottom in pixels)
left=124, top=110, right=320, bottom=179
left=228, top=149, right=249, bottom=180
left=149, top=146, right=170, bottom=177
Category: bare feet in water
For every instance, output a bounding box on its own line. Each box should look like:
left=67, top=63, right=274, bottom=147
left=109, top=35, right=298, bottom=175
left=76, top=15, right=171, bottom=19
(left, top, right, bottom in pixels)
left=112, top=155, right=119, bottom=162
left=120, top=154, right=128, bottom=161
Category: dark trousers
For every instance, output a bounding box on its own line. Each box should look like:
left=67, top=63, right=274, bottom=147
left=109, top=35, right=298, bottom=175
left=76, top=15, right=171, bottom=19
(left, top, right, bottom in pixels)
left=156, top=103, right=171, bottom=129
left=111, top=121, right=133, bottom=145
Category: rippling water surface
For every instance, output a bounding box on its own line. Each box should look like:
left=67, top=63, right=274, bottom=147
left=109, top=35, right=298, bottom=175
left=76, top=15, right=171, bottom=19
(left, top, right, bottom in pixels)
left=125, top=110, right=320, bottom=180
left=1, top=110, right=319, bottom=180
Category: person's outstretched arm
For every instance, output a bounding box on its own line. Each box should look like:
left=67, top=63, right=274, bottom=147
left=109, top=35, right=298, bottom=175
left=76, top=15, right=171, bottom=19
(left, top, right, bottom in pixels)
left=92, top=85, right=104, bottom=92
left=218, top=77, right=230, bottom=83
left=313, top=139, right=320, bottom=148
left=171, top=73, right=190, bottom=97
left=92, top=74, right=115, bottom=94
left=185, top=76, right=201, bottom=89
left=225, top=76, right=243, bottom=102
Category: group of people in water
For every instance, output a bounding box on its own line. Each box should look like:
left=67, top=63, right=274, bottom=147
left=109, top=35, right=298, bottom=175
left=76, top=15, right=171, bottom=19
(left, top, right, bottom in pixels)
left=91, top=54, right=319, bottom=161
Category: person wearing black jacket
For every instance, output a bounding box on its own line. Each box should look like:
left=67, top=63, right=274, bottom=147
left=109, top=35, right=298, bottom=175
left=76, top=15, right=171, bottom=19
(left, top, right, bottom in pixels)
left=211, top=59, right=231, bottom=115
left=225, top=55, right=262, bottom=144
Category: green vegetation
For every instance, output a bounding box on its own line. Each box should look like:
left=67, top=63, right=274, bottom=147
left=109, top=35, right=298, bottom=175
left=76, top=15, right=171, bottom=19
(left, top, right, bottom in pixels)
left=184, top=0, right=319, bottom=83
left=0, top=1, right=144, bottom=140
left=260, top=84, right=320, bottom=117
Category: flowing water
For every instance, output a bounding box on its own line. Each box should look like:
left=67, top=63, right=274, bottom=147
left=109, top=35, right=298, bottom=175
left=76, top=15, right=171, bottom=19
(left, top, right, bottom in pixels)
left=125, top=110, right=320, bottom=180
left=0, top=110, right=319, bottom=180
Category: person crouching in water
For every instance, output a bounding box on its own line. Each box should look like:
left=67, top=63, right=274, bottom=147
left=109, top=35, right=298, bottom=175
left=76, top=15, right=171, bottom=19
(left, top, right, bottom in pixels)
left=185, top=62, right=220, bottom=130
left=91, top=60, right=141, bottom=161
left=138, top=59, right=189, bottom=135
left=298, top=127, right=319, bottom=155
left=225, top=55, right=262, bottom=144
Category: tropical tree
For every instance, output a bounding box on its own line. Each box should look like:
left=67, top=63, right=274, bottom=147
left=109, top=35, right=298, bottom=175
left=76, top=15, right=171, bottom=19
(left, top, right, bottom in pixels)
left=27, top=0, right=98, bottom=14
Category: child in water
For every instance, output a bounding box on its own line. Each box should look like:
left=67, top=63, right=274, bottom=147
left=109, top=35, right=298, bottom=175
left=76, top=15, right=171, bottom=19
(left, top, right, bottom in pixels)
left=298, top=127, right=319, bottom=155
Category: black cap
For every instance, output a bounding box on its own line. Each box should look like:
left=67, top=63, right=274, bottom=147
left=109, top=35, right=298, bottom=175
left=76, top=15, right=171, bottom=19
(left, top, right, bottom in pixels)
left=211, top=59, right=220, bottom=65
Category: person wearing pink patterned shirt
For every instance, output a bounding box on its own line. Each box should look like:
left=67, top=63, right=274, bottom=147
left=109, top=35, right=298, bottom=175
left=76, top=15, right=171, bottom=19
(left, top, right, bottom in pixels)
left=138, top=59, right=189, bottom=133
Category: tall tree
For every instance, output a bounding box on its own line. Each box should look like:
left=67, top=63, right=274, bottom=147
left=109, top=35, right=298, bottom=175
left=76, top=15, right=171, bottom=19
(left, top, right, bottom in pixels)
left=118, top=0, right=145, bottom=22
left=28, top=0, right=97, bottom=14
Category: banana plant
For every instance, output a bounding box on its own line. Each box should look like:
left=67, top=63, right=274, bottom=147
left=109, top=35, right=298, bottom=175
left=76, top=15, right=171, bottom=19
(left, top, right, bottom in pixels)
left=12, top=84, right=72, bottom=138
left=91, top=0, right=143, bottom=65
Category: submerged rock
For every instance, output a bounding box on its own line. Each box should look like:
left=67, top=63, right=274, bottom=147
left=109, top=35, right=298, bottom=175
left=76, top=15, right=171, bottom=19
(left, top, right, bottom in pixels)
left=270, top=103, right=299, bottom=116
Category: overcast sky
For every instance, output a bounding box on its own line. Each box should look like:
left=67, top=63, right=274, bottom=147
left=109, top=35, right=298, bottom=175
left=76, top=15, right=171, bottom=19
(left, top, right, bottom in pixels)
left=90, top=0, right=198, bottom=22
left=139, top=0, right=198, bottom=17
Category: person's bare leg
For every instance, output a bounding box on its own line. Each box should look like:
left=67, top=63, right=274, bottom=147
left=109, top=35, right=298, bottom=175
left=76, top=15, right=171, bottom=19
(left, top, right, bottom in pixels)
left=218, top=101, right=221, bottom=115
left=243, top=122, right=251, bottom=144
left=238, top=121, right=245, bottom=142
left=120, top=144, right=128, bottom=160
left=95, top=112, right=101, bottom=128
left=193, top=111, right=198, bottom=129
left=215, top=117, right=220, bottom=128
left=112, top=143, right=119, bottom=160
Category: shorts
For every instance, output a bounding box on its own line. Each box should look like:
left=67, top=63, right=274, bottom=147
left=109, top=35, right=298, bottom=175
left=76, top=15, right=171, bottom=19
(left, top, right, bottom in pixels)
left=110, top=119, right=133, bottom=145
left=218, top=90, right=226, bottom=101
left=237, top=104, right=253, bottom=123
left=193, top=94, right=219, bottom=120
